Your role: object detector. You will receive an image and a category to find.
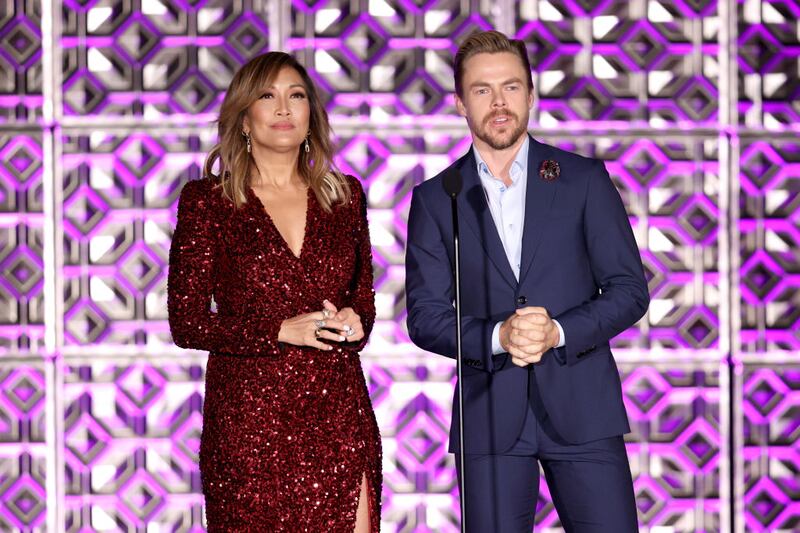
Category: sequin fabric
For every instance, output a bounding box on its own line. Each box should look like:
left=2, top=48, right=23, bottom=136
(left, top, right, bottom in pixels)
left=168, top=175, right=381, bottom=532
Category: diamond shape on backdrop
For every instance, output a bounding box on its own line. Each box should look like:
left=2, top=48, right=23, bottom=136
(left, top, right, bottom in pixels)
left=741, top=253, right=783, bottom=300
left=2, top=369, right=44, bottom=413
left=115, top=364, right=165, bottom=410
left=65, top=412, right=110, bottom=466
left=115, top=135, right=165, bottom=184
left=746, top=478, right=787, bottom=528
left=116, top=17, right=161, bottom=63
left=119, top=245, right=163, bottom=292
left=678, top=196, right=717, bottom=242
left=398, top=74, right=445, bottom=115
left=65, top=300, right=108, bottom=344
left=0, top=18, right=40, bottom=65
left=2, top=247, right=43, bottom=294
left=1, top=138, right=41, bottom=183
left=634, top=477, right=669, bottom=523
left=624, top=369, right=668, bottom=414
left=745, top=371, right=787, bottom=418
left=3, top=475, right=45, bottom=524
left=741, top=143, right=781, bottom=189
left=342, top=17, right=387, bottom=65
left=119, top=470, right=165, bottom=520
left=677, top=419, right=718, bottom=469
left=172, top=410, right=203, bottom=464
left=621, top=23, right=665, bottom=69
left=620, top=143, right=667, bottom=186
left=228, top=18, right=269, bottom=58
left=678, top=78, right=717, bottom=121
left=678, top=307, right=717, bottom=347
left=172, top=73, right=217, bottom=113
left=63, top=74, right=105, bottom=114
left=64, top=188, right=109, bottom=236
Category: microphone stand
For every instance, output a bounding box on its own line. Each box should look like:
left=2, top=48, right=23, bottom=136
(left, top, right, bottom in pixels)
left=444, top=171, right=467, bottom=533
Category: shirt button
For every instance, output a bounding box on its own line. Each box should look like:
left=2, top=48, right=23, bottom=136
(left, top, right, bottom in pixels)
left=517, top=296, right=527, bottom=306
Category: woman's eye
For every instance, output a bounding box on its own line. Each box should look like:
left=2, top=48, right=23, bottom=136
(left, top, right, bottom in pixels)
left=291, top=93, right=307, bottom=99
left=259, top=93, right=273, bottom=99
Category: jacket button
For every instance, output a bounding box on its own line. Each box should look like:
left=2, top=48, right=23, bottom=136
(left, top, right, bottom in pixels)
left=516, top=296, right=527, bottom=306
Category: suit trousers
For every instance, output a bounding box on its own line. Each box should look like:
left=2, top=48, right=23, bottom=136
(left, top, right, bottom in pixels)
left=455, top=367, right=639, bottom=533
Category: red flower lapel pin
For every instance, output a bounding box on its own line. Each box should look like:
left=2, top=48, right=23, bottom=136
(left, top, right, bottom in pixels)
left=539, top=159, right=560, bottom=181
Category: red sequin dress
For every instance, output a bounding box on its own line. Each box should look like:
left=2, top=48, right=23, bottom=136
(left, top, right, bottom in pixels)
left=167, top=175, right=381, bottom=532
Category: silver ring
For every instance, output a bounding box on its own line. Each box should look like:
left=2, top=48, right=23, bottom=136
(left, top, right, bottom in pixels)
left=344, top=325, right=354, bottom=336
left=314, top=319, right=326, bottom=329
left=322, top=309, right=332, bottom=319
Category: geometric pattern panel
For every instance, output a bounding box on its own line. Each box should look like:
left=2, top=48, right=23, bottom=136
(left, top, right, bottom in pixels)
left=60, top=1, right=271, bottom=122
left=290, top=0, right=496, bottom=119
left=0, top=1, right=42, bottom=123
left=623, top=360, right=722, bottom=532
left=0, top=362, right=47, bottom=532
left=375, top=355, right=724, bottom=531
left=739, top=135, right=800, bottom=352
left=63, top=357, right=205, bottom=532
left=60, top=129, right=214, bottom=347
left=737, top=0, right=800, bottom=128
left=540, top=135, right=723, bottom=351
left=517, top=0, right=722, bottom=127
left=742, top=364, right=800, bottom=532
left=0, top=132, right=45, bottom=353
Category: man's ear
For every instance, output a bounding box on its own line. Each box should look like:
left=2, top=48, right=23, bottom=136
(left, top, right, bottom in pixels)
left=455, top=94, right=467, bottom=117
left=528, top=88, right=534, bottom=109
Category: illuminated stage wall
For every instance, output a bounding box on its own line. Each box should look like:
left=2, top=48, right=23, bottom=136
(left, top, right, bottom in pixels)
left=0, top=0, right=798, bottom=531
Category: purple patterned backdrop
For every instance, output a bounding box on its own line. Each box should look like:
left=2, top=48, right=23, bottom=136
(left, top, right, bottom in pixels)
left=0, top=0, right=798, bottom=531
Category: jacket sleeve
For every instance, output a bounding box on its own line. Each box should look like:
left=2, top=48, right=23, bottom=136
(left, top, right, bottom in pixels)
left=341, top=177, right=376, bottom=352
left=167, top=180, right=283, bottom=355
left=554, top=160, right=650, bottom=366
left=405, top=185, right=498, bottom=373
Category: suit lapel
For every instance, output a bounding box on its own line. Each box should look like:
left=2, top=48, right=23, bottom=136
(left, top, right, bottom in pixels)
left=519, top=137, right=558, bottom=285
left=453, top=152, right=517, bottom=289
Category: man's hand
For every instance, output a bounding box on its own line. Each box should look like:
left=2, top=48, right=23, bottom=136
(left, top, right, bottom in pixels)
left=499, top=307, right=560, bottom=367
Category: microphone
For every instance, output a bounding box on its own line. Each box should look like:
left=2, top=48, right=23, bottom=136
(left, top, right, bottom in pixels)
left=443, top=169, right=467, bottom=533
left=443, top=168, right=463, bottom=198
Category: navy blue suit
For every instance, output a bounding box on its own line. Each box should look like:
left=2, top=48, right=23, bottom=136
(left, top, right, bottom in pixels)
left=405, top=137, right=649, bottom=531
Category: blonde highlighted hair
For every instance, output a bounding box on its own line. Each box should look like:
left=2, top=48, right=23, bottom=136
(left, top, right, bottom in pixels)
left=203, top=52, right=350, bottom=212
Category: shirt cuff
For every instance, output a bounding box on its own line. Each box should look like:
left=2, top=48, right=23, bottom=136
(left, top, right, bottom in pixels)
left=554, top=319, right=565, bottom=348
left=491, top=322, right=504, bottom=355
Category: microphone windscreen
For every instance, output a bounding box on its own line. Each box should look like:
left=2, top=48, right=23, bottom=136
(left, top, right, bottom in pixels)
left=442, top=170, right=463, bottom=198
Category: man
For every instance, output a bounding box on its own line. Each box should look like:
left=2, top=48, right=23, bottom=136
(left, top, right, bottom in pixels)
left=405, top=30, right=649, bottom=532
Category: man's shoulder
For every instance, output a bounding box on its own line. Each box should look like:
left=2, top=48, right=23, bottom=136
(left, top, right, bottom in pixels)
left=534, top=139, right=602, bottom=173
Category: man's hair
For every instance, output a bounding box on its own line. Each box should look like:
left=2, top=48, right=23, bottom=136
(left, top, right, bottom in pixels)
left=454, top=30, right=533, bottom=97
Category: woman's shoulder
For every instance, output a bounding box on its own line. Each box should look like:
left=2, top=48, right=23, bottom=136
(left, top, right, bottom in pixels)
left=341, top=173, right=366, bottom=206
left=177, top=176, right=227, bottom=212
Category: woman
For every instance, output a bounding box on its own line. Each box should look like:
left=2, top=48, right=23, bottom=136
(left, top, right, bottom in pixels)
left=167, top=52, right=381, bottom=532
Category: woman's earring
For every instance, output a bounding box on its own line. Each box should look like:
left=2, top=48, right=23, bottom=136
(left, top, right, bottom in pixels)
left=242, top=130, right=252, bottom=153
left=304, top=134, right=310, bottom=153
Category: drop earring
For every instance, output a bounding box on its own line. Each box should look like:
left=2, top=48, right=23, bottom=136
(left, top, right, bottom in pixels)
left=304, top=134, right=310, bottom=153
left=242, top=130, right=252, bottom=153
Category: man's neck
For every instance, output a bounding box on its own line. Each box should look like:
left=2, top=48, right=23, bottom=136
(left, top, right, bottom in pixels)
left=473, top=135, right=527, bottom=187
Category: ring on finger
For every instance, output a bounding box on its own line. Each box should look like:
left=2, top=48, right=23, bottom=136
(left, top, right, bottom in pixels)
left=344, top=325, right=354, bottom=336
left=314, top=319, right=326, bottom=329
left=314, top=328, right=322, bottom=338
left=321, top=309, right=332, bottom=319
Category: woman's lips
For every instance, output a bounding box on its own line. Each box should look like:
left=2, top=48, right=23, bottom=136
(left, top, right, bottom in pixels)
left=271, top=122, right=295, bottom=130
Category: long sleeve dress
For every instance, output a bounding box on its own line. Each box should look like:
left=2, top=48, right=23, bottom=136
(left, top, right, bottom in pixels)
left=167, top=175, right=381, bottom=532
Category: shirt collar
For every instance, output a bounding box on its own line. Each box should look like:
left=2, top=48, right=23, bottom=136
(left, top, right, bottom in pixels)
left=473, top=135, right=530, bottom=187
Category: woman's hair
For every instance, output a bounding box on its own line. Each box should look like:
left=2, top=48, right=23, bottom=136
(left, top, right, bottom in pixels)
left=454, top=30, right=533, bottom=98
left=203, top=52, right=350, bottom=212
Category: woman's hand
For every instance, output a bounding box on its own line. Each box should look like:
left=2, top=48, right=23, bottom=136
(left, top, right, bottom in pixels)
left=323, top=300, right=365, bottom=343
left=278, top=309, right=348, bottom=351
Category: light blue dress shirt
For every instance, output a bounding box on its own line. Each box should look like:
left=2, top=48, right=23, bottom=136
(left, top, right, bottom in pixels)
left=472, top=138, right=566, bottom=355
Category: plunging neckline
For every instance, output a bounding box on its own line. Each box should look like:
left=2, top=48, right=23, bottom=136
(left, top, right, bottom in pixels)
left=248, top=185, right=313, bottom=260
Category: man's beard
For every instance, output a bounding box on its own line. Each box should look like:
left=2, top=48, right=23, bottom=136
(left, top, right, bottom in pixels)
left=474, top=110, right=529, bottom=151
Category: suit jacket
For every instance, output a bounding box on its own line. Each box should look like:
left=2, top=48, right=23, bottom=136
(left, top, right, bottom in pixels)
left=405, top=136, right=650, bottom=453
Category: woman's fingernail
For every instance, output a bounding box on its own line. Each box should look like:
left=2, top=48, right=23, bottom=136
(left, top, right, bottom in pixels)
left=339, top=336, right=345, bottom=341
